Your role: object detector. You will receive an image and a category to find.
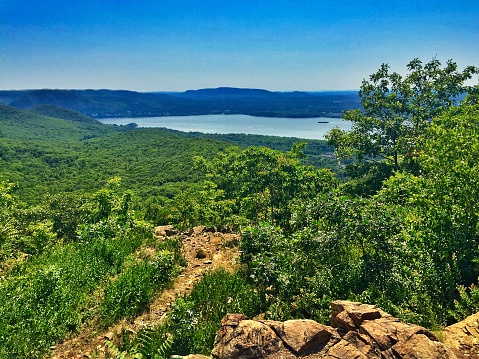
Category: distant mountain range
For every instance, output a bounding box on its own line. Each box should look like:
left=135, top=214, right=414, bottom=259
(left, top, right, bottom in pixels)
left=0, top=87, right=360, bottom=118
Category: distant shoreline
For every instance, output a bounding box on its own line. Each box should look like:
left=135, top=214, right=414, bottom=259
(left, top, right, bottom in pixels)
left=0, top=87, right=359, bottom=120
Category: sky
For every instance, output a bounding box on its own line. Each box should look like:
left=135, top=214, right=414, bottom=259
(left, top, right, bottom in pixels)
left=1, top=0, right=478, bottom=91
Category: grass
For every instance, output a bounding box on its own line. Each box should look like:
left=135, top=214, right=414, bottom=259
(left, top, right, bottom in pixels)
left=0, top=218, right=182, bottom=359
left=98, top=249, right=181, bottom=328
left=120, top=268, right=266, bottom=357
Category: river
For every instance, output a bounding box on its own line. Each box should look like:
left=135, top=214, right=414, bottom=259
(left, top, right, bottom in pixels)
left=98, top=114, right=352, bottom=140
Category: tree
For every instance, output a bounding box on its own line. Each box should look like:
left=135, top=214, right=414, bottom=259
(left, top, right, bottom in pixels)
left=195, top=144, right=337, bottom=229
left=326, top=58, right=478, bottom=192
left=375, top=100, right=479, bottom=322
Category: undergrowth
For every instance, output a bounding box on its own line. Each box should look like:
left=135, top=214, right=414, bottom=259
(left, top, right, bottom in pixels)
left=117, top=268, right=265, bottom=357
left=0, top=210, right=183, bottom=359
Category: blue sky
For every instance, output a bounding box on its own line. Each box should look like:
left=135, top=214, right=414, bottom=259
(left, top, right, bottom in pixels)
left=1, top=0, right=478, bottom=91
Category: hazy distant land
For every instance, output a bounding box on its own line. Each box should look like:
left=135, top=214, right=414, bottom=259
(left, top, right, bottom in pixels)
left=0, top=87, right=359, bottom=119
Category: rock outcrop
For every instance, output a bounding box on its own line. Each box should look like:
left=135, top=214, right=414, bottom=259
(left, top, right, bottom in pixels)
left=211, top=300, right=457, bottom=359
left=443, top=312, right=479, bottom=359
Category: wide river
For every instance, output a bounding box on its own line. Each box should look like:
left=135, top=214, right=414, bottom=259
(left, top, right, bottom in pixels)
left=99, top=114, right=352, bottom=140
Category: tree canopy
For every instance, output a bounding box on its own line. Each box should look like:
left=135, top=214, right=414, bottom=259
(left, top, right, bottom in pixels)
left=326, top=58, right=478, bottom=193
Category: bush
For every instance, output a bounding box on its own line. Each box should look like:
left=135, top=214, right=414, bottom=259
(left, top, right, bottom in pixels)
left=125, top=269, right=266, bottom=357
left=99, top=251, right=179, bottom=328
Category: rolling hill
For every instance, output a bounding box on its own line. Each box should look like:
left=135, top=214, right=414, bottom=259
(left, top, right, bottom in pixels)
left=0, top=88, right=360, bottom=118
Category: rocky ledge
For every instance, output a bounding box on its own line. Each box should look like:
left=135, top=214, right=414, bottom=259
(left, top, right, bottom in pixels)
left=211, top=300, right=456, bottom=359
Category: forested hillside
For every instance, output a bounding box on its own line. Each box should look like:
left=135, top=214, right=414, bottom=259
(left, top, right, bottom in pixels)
left=0, top=88, right=360, bottom=118
left=0, top=58, right=478, bottom=358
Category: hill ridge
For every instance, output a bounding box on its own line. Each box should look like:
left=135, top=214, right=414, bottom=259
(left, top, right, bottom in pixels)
left=0, top=88, right=360, bottom=118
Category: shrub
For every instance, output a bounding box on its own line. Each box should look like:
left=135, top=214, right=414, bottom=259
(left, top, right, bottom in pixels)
left=125, top=269, right=266, bottom=357
left=99, top=251, right=179, bottom=328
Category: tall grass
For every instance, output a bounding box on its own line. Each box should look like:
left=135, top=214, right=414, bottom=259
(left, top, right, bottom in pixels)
left=122, top=268, right=266, bottom=357
left=99, top=250, right=180, bottom=328
left=0, top=219, right=179, bottom=359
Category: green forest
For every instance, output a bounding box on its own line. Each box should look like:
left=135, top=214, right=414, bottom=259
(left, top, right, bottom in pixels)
left=1, top=58, right=479, bottom=358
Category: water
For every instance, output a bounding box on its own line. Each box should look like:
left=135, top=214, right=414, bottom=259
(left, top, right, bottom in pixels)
left=98, top=114, right=352, bottom=140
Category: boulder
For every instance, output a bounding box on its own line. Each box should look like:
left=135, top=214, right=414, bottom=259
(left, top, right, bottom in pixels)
left=211, top=320, right=284, bottom=359
left=193, top=225, right=206, bottom=235
left=442, top=311, right=479, bottom=358
left=211, top=302, right=457, bottom=359
left=154, top=225, right=178, bottom=237
left=331, top=300, right=390, bottom=330
left=264, top=319, right=333, bottom=355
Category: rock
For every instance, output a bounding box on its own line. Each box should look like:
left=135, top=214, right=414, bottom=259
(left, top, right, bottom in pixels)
left=333, top=309, right=357, bottom=331
left=155, top=225, right=176, bottom=237
left=331, top=300, right=389, bottom=330
left=210, top=236, right=223, bottom=246
left=193, top=225, right=206, bottom=235
left=211, top=301, right=457, bottom=359
left=392, top=334, right=456, bottom=359
left=326, top=338, right=371, bottom=359
left=211, top=320, right=284, bottom=359
left=443, top=311, right=479, bottom=359
left=183, top=228, right=195, bottom=236
left=359, top=319, right=397, bottom=351
left=264, top=319, right=333, bottom=355
left=222, top=313, right=249, bottom=326
left=165, top=227, right=179, bottom=236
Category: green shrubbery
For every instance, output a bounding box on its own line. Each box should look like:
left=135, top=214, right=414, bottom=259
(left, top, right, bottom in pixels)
left=0, top=184, right=182, bottom=358
left=99, top=251, right=179, bottom=328
left=118, top=269, right=265, bottom=357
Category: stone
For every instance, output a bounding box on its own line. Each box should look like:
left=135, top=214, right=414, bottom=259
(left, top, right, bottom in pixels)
left=165, top=227, right=179, bottom=236
left=211, top=301, right=457, bottom=359
left=195, top=248, right=207, bottom=259
left=392, top=333, right=457, bottom=359
left=331, top=300, right=386, bottom=329
left=212, top=320, right=283, bottom=359
left=193, top=225, right=206, bottom=235
left=154, top=225, right=175, bottom=237
left=443, top=311, right=479, bottom=358
left=359, top=319, right=398, bottom=351
left=221, top=313, right=249, bottom=326
left=265, top=319, right=332, bottom=355
left=341, top=331, right=380, bottom=358
left=333, top=309, right=357, bottom=332
left=183, top=228, right=195, bottom=236
left=325, top=339, right=371, bottom=359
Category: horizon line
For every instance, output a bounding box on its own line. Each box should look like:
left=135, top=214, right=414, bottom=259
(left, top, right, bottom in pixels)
left=0, top=87, right=360, bottom=93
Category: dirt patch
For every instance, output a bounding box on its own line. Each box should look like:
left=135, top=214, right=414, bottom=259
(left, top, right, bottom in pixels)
left=49, top=225, right=241, bottom=359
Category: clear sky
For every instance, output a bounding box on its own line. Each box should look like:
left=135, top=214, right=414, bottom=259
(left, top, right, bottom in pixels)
left=1, top=0, right=478, bottom=91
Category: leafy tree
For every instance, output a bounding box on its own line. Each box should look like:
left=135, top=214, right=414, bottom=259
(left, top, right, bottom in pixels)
left=195, top=144, right=337, bottom=229
left=327, top=58, right=477, bottom=193
left=376, top=100, right=479, bottom=323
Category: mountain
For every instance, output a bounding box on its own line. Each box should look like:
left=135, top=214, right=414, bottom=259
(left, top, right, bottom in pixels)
left=0, top=104, right=115, bottom=141
left=28, top=104, right=100, bottom=124
left=7, top=89, right=200, bottom=118
left=0, top=88, right=361, bottom=118
left=178, top=87, right=284, bottom=100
